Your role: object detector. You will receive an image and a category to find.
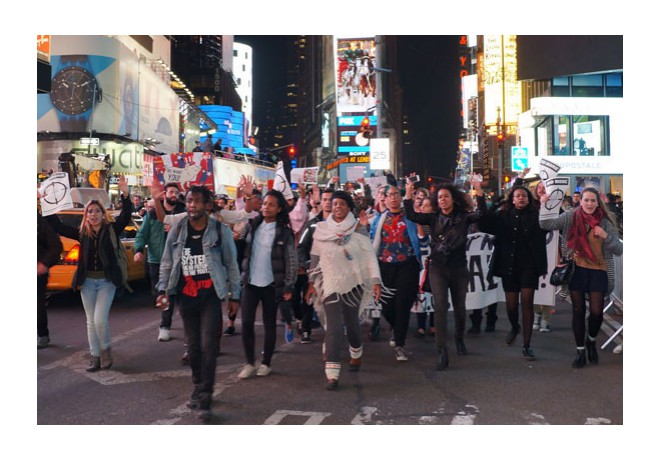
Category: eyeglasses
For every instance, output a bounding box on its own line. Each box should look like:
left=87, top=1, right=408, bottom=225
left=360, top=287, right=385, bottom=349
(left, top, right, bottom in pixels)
left=386, top=192, right=401, bottom=198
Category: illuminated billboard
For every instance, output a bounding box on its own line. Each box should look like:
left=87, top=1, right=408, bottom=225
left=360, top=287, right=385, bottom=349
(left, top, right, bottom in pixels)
left=334, top=36, right=377, bottom=116
left=337, top=114, right=377, bottom=157
left=481, top=35, right=521, bottom=129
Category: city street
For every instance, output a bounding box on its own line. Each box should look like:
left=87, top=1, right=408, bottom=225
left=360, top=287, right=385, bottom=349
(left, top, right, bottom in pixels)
left=37, top=280, right=623, bottom=426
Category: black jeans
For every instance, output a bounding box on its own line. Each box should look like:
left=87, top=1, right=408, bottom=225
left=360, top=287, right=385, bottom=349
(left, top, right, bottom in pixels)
left=241, top=284, right=279, bottom=367
left=378, top=257, right=420, bottom=348
left=294, top=274, right=314, bottom=334
left=428, top=264, right=469, bottom=349
left=177, top=292, right=221, bottom=405
left=38, top=274, right=49, bottom=337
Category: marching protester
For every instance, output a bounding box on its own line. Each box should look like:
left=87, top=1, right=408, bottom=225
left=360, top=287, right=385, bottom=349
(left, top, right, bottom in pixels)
left=370, top=183, right=423, bottom=362
left=305, top=190, right=383, bottom=390
left=46, top=176, right=132, bottom=372
left=134, top=182, right=185, bottom=342
left=403, top=175, right=483, bottom=370
left=237, top=189, right=298, bottom=379
left=37, top=210, right=63, bottom=349
left=539, top=187, right=622, bottom=368
left=156, top=185, right=241, bottom=421
left=476, top=181, right=548, bottom=361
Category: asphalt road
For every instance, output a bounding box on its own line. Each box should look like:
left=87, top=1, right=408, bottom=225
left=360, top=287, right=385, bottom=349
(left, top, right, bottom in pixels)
left=37, top=279, right=624, bottom=428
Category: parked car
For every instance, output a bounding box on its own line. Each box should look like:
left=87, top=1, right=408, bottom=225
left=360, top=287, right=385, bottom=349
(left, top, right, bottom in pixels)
left=45, top=188, right=147, bottom=291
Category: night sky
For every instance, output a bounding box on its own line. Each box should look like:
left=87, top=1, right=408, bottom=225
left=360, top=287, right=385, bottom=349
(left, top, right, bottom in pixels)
left=234, top=35, right=461, bottom=177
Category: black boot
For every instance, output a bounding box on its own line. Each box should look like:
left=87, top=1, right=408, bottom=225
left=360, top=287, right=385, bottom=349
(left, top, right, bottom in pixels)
left=455, top=337, right=468, bottom=355
left=436, top=347, right=449, bottom=370
left=586, top=339, right=599, bottom=364
left=467, top=310, right=482, bottom=334
left=86, top=356, right=101, bottom=372
left=572, top=349, right=586, bottom=368
left=505, top=325, right=520, bottom=345
left=485, top=304, right=498, bottom=332
left=100, top=348, right=113, bottom=369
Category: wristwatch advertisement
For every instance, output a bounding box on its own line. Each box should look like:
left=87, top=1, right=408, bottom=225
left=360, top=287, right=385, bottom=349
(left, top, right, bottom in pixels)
left=50, top=54, right=102, bottom=132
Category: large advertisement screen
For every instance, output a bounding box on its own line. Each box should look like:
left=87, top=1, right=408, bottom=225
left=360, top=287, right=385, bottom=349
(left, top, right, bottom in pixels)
left=335, top=36, right=377, bottom=116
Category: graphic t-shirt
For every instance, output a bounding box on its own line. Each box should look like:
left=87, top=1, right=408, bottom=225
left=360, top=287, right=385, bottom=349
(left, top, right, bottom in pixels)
left=177, top=222, right=215, bottom=308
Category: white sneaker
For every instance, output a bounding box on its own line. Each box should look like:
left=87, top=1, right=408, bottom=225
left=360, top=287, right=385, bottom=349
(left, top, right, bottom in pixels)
left=613, top=343, right=623, bottom=354
left=395, top=346, right=409, bottom=361
left=158, top=328, right=171, bottom=342
left=256, top=364, right=271, bottom=376
left=539, top=321, right=551, bottom=333
left=532, top=314, right=541, bottom=331
left=238, top=364, right=256, bottom=379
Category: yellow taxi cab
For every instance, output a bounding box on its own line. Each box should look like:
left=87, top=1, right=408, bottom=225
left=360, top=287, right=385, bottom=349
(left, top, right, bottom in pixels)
left=46, top=188, right=147, bottom=291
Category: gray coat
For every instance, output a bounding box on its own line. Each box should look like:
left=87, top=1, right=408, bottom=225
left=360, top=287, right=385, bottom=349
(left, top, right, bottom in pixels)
left=539, top=209, right=622, bottom=294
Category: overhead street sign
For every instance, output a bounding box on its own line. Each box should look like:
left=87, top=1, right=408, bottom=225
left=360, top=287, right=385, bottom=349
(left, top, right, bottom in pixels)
left=511, top=146, right=528, bottom=171
left=81, top=137, right=100, bottom=146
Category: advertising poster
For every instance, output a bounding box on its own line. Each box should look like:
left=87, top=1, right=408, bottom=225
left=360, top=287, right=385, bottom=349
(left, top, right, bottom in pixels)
left=335, top=36, right=377, bottom=115
left=152, top=152, right=214, bottom=193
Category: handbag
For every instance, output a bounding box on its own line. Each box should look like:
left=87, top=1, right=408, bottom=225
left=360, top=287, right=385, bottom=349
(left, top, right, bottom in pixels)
left=550, top=257, right=575, bottom=286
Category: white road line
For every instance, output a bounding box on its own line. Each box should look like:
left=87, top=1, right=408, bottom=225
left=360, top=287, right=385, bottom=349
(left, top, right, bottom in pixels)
left=585, top=417, right=612, bottom=425
left=264, top=410, right=332, bottom=425
left=351, top=406, right=378, bottom=424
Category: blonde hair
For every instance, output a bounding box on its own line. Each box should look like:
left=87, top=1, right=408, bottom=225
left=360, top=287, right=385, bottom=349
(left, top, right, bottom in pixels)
left=79, top=200, right=108, bottom=237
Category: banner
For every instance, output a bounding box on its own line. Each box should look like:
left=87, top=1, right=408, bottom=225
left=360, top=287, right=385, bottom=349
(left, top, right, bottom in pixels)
left=152, top=152, right=214, bottom=193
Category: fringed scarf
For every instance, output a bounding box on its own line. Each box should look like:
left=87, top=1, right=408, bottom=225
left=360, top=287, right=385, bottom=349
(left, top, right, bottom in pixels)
left=567, top=207, right=604, bottom=263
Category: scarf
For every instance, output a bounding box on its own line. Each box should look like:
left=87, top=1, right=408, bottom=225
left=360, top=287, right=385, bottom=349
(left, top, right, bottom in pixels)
left=313, top=212, right=358, bottom=243
left=567, top=207, right=603, bottom=263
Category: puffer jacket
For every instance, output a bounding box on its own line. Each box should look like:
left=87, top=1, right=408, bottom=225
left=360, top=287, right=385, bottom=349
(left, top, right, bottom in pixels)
left=241, top=215, right=297, bottom=298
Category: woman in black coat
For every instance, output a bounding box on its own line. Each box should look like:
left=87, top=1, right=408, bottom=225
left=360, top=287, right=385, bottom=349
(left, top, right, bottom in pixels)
left=476, top=184, right=547, bottom=361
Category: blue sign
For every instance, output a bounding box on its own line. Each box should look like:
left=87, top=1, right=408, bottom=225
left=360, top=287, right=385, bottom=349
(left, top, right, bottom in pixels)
left=511, top=146, right=529, bottom=171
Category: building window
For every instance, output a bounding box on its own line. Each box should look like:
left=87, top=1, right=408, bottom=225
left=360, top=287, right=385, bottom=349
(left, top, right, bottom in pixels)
left=537, top=115, right=609, bottom=157
left=606, top=73, right=623, bottom=97
left=552, top=76, right=570, bottom=97
left=233, top=50, right=238, bottom=56
left=572, top=74, right=603, bottom=97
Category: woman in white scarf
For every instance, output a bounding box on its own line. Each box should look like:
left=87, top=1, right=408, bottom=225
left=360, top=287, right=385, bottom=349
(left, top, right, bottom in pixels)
left=305, top=191, right=382, bottom=390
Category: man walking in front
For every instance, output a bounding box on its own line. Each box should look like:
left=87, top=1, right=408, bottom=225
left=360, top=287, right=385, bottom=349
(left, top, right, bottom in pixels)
left=157, top=185, right=241, bottom=421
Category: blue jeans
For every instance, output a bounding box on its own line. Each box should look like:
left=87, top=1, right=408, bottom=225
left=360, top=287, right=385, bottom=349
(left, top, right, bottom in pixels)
left=80, top=277, right=117, bottom=356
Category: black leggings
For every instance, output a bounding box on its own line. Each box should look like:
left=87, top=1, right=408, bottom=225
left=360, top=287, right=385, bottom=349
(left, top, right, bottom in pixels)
left=570, top=290, right=604, bottom=347
left=505, top=288, right=535, bottom=348
left=240, top=284, right=279, bottom=366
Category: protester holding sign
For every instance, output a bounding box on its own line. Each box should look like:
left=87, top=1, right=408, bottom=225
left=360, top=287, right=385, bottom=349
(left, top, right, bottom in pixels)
left=403, top=175, right=483, bottom=370
left=45, top=176, right=132, bottom=372
left=539, top=187, right=622, bottom=368
left=476, top=182, right=548, bottom=361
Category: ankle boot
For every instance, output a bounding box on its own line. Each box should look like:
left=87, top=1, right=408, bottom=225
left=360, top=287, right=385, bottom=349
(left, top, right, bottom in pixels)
left=586, top=339, right=599, bottom=364
left=572, top=349, right=586, bottom=368
left=455, top=337, right=468, bottom=355
left=436, top=347, right=449, bottom=370
left=100, top=348, right=113, bottom=369
left=86, top=356, right=101, bottom=372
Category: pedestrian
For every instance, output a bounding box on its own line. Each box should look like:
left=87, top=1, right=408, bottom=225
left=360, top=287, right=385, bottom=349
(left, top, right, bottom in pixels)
left=296, top=187, right=335, bottom=344
left=46, top=176, right=132, bottom=371
left=370, top=184, right=423, bottom=362
left=237, top=189, right=298, bottom=379
left=156, top=185, right=241, bottom=421
left=37, top=212, right=63, bottom=349
left=539, top=187, right=622, bottom=368
left=476, top=183, right=548, bottom=361
left=305, top=190, right=383, bottom=390
left=403, top=175, right=483, bottom=370
left=412, top=195, right=435, bottom=338
left=134, top=182, right=185, bottom=342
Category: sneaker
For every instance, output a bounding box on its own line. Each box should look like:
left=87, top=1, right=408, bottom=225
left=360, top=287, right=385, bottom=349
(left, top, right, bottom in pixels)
left=539, top=321, right=551, bottom=333
left=238, top=364, right=256, bottom=379
left=223, top=326, right=235, bottom=336
left=389, top=332, right=396, bottom=347
left=300, top=332, right=311, bottom=344
left=180, top=350, right=189, bottom=365
left=613, top=343, right=623, bottom=354
left=505, top=325, right=520, bottom=346
left=256, top=364, right=271, bottom=376
left=326, top=378, right=339, bottom=390
left=522, top=346, right=536, bottom=361
left=532, top=313, right=541, bottom=331
left=158, top=327, right=171, bottom=342
left=395, top=346, right=409, bottom=362
left=349, top=357, right=361, bottom=372
left=285, top=324, right=294, bottom=344
left=37, top=336, right=50, bottom=349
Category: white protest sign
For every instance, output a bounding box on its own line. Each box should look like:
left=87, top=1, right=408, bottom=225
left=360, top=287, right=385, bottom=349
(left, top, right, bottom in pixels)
left=290, top=167, right=319, bottom=184
left=540, top=176, right=570, bottom=220
left=273, top=161, right=294, bottom=200
left=364, top=176, right=387, bottom=190
left=346, top=166, right=365, bottom=182
left=39, top=172, right=73, bottom=216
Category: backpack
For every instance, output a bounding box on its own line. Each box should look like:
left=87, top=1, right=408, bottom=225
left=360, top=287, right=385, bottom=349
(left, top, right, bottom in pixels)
left=109, top=226, right=132, bottom=293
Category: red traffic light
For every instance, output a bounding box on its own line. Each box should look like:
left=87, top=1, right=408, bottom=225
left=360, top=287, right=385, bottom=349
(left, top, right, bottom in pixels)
left=288, top=146, right=296, bottom=157
left=496, top=133, right=505, bottom=141
left=361, top=116, right=370, bottom=127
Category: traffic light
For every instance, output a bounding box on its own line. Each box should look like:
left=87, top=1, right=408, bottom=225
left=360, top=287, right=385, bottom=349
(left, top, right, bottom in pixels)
left=360, top=116, right=372, bottom=139
left=361, top=116, right=370, bottom=128
left=248, top=135, right=258, bottom=148
left=497, top=132, right=505, bottom=148
left=288, top=145, right=296, bottom=158
left=504, top=175, right=510, bottom=183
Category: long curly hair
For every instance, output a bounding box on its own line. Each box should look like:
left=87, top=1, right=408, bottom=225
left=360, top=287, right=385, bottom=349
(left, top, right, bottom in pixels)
left=264, top=189, right=291, bottom=226
left=433, top=183, right=474, bottom=213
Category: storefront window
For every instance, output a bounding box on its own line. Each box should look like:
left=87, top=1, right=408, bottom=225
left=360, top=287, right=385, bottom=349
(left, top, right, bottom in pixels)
left=572, top=74, right=603, bottom=97
left=537, top=115, right=609, bottom=157
left=606, top=73, right=623, bottom=97
left=552, top=76, right=570, bottom=97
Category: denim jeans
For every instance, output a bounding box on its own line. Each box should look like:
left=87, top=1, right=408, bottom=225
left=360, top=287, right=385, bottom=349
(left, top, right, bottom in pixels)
left=80, top=277, right=117, bottom=356
left=177, top=293, right=221, bottom=405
